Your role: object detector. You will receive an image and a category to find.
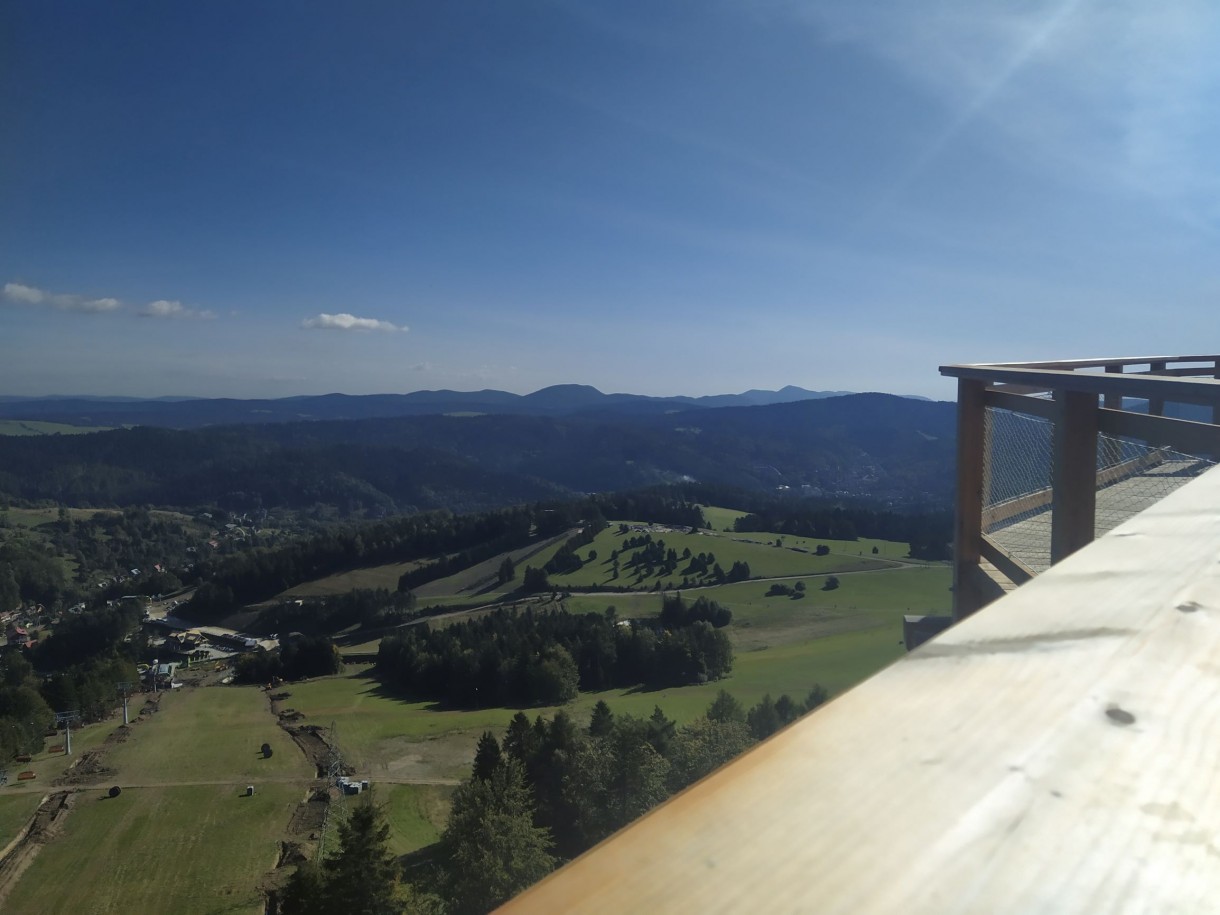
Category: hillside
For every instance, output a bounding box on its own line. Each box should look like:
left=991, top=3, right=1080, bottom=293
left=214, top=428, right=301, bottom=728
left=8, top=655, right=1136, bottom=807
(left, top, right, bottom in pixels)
left=0, top=385, right=892, bottom=428
left=0, top=394, right=954, bottom=512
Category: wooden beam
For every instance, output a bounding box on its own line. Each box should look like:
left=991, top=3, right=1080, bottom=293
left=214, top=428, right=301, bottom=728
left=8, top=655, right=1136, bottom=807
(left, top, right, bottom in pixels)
left=968, top=354, right=1220, bottom=370
left=953, top=379, right=987, bottom=619
left=504, top=465, right=1220, bottom=915
left=982, top=488, right=1052, bottom=529
left=1096, top=408, right=1220, bottom=456
left=1050, top=389, right=1097, bottom=564
left=979, top=533, right=1035, bottom=586
left=941, top=364, right=1220, bottom=407
left=1103, top=363, right=1122, bottom=409
left=1148, top=361, right=1167, bottom=416
left=1214, top=359, right=1220, bottom=427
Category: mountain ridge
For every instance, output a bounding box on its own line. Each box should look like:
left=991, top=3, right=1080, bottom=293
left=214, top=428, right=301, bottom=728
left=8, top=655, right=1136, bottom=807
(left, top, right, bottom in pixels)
left=0, top=385, right=928, bottom=428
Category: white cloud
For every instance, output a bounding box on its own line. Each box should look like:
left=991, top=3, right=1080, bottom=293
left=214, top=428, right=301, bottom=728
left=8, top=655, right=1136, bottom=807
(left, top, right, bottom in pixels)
left=3, top=282, right=123, bottom=313
left=3, top=283, right=45, bottom=304
left=302, top=312, right=407, bottom=333
left=140, top=299, right=216, bottom=320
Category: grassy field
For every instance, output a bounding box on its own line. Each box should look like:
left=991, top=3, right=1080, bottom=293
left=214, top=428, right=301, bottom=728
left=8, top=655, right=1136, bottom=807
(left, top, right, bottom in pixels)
left=4, top=783, right=302, bottom=915
left=286, top=585, right=936, bottom=784
left=698, top=505, right=749, bottom=531
left=1, top=714, right=124, bottom=791
left=105, top=685, right=312, bottom=784
left=280, top=509, right=951, bottom=786
left=2, top=686, right=320, bottom=915
left=380, top=783, right=452, bottom=856
left=0, top=793, right=44, bottom=849
left=277, top=560, right=426, bottom=599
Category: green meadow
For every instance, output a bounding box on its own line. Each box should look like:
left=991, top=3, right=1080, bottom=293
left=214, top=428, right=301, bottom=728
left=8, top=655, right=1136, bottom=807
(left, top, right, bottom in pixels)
left=4, top=783, right=302, bottom=915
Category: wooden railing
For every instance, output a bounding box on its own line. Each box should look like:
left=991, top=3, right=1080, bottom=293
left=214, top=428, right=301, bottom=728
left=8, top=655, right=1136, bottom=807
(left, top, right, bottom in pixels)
left=940, top=355, right=1220, bottom=619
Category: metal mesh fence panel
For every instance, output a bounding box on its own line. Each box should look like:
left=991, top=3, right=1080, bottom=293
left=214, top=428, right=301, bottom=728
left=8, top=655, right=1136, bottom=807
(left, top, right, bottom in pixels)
left=982, top=405, right=1215, bottom=574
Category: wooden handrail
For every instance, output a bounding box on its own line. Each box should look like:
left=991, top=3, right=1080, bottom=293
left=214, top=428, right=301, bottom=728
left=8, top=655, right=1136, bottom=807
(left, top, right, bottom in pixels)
left=941, top=364, right=1220, bottom=406
left=941, top=355, right=1220, bottom=618
left=968, top=354, right=1220, bottom=370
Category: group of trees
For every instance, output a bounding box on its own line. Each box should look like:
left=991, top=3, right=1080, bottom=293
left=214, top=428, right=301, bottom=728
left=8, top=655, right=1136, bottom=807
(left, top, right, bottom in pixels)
left=278, top=798, right=406, bottom=915
left=542, top=514, right=608, bottom=577
left=425, top=689, right=828, bottom=911
left=0, top=538, right=68, bottom=610
left=376, top=604, right=734, bottom=708
left=254, top=589, right=418, bottom=637
left=274, top=686, right=829, bottom=914
left=234, top=635, right=343, bottom=684
left=0, top=601, right=144, bottom=756
left=659, top=593, right=732, bottom=628
left=0, top=651, right=54, bottom=759
left=43, top=506, right=198, bottom=591
left=732, top=503, right=951, bottom=560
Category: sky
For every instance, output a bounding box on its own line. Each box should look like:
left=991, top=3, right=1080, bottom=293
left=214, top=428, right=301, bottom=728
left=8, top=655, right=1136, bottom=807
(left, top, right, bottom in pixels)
left=3, top=1, right=1219, bottom=401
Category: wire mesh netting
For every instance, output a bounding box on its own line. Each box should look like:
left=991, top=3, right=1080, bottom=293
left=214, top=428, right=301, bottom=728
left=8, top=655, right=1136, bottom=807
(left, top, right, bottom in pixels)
left=982, top=406, right=1216, bottom=574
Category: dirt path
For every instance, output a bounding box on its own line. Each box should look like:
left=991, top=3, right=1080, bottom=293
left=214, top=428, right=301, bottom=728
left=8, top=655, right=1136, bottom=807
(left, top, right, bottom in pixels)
left=0, top=791, right=76, bottom=909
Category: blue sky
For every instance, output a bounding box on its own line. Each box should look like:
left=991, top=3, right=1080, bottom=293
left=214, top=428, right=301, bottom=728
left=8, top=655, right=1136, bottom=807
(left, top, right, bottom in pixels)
left=3, top=1, right=1218, bottom=400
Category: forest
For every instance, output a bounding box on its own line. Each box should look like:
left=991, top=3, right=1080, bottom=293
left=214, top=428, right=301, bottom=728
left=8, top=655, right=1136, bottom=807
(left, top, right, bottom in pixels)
left=376, top=601, right=734, bottom=707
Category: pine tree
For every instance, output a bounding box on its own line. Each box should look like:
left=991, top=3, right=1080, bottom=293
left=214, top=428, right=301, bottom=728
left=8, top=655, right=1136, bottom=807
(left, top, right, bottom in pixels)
left=441, top=761, right=555, bottom=915
left=589, top=700, right=614, bottom=737
left=473, top=730, right=504, bottom=781
left=280, top=799, right=402, bottom=915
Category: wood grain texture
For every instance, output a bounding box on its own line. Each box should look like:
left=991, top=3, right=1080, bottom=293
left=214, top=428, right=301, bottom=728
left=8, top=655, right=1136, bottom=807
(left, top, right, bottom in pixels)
left=502, top=464, right=1220, bottom=914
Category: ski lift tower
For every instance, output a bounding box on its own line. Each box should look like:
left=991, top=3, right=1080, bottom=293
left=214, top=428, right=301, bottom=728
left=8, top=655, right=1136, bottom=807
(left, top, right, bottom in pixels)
left=117, top=681, right=136, bottom=724
left=54, top=710, right=81, bottom=756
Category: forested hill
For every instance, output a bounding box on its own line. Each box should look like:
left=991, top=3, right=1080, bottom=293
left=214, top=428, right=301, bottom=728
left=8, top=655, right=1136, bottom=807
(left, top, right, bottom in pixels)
left=0, top=384, right=872, bottom=428
left=0, top=394, right=955, bottom=512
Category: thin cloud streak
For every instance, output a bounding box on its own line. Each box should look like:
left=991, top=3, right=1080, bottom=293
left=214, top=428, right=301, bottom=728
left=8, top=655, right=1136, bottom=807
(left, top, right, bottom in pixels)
left=3, top=282, right=122, bottom=313
left=302, top=313, right=407, bottom=333
left=139, top=299, right=216, bottom=320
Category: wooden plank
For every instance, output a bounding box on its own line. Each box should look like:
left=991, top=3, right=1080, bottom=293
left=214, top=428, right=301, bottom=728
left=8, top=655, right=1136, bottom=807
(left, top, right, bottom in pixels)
left=953, top=379, right=987, bottom=619
left=979, top=534, right=1034, bottom=586
left=971, top=354, right=1220, bottom=370
left=1143, top=366, right=1220, bottom=377
left=941, top=364, right=1220, bottom=407
left=1097, top=408, right=1220, bottom=456
left=983, top=488, right=1052, bottom=529
left=1050, top=390, right=1097, bottom=563
left=504, top=464, right=1220, bottom=914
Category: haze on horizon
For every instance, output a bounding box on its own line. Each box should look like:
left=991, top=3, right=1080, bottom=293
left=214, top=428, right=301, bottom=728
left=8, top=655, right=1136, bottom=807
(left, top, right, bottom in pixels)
left=3, top=1, right=1218, bottom=402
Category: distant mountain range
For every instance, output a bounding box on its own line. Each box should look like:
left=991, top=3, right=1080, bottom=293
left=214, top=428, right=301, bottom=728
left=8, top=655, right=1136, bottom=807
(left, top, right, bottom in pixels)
left=0, top=393, right=955, bottom=514
left=0, top=385, right=927, bottom=428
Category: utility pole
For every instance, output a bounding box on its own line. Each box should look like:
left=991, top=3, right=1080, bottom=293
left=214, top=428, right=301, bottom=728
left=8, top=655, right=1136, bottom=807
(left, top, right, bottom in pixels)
left=54, top=710, right=80, bottom=756
left=117, top=681, right=136, bottom=725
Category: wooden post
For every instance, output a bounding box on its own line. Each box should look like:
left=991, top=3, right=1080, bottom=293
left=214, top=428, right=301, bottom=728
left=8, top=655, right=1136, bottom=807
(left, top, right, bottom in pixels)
left=1213, top=360, right=1220, bottom=428
left=953, top=379, right=987, bottom=619
left=1103, top=363, right=1122, bottom=410
left=1050, top=389, right=1098, bottom=564
left=1148, top=361, right=1166, bottom=417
